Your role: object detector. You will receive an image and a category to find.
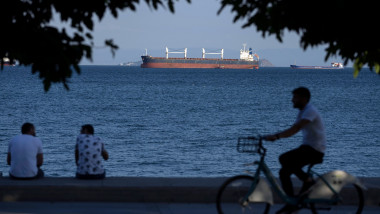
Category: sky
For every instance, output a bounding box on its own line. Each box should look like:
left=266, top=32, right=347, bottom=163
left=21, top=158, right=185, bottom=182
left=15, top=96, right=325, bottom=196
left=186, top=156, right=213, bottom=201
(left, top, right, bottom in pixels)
left=63, top=0, right=345, bottom=66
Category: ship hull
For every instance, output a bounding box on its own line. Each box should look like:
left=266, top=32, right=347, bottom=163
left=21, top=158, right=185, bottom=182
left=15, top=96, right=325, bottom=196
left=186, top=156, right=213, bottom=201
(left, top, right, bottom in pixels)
left=141, top=56, right=258, bottom=69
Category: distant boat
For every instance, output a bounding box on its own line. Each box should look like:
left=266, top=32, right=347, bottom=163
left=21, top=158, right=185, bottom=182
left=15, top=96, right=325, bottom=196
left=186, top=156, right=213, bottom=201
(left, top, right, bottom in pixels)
left=1, top=57, right=15, bottom=66
left=290, top=62, right=344, bottom=69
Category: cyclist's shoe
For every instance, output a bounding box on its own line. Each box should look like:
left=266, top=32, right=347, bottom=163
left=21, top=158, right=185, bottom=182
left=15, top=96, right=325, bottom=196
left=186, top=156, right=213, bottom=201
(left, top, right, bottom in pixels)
left=275, top=204, right=298, bottom=214
left=298, top=178, right=316, bottom=195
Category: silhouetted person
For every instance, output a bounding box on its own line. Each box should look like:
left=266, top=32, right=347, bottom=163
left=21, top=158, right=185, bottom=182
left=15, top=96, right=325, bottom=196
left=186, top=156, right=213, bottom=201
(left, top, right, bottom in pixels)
left=75, top=124, right=109, bottom=179
left=265, top=87, right=326, bottom=214
left=7, top=123, right=44, bottom=179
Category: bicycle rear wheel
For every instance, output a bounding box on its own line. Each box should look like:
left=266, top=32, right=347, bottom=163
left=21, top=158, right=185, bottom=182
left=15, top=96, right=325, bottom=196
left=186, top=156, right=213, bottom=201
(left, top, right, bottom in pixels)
left=309, top=183, right=364, bottom=214
left=216, top=175, right=270, bottom=214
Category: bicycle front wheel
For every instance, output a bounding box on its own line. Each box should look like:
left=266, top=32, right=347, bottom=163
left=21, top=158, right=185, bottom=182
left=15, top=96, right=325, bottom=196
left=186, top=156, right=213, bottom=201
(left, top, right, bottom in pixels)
left=216, top=175, right=271, bottom=214
left=309, top=183, right=364, bottom=214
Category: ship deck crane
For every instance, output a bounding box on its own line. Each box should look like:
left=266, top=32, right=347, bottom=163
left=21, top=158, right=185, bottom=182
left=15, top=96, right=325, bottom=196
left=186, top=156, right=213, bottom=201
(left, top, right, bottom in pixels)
left=166, top=47, right=187, bottom=59
left=202, top=48, right=224, bottom=59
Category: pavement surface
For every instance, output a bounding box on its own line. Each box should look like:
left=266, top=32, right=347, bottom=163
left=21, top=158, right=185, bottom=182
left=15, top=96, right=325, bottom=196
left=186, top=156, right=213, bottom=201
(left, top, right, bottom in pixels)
left=0, top=176, right=379, bottom=213
left=0, top=202, right=379, bottom=214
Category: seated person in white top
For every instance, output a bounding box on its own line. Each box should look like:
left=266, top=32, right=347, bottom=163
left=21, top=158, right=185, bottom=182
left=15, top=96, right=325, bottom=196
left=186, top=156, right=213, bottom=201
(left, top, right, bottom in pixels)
left=75, top=124, right=109, bottom=179
left=7, top=123, right=44, bottom=179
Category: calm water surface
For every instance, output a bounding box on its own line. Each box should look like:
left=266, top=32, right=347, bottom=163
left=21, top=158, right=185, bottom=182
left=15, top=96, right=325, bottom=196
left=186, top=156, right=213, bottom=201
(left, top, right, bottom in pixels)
left=0, top=66, right=379, bottom=177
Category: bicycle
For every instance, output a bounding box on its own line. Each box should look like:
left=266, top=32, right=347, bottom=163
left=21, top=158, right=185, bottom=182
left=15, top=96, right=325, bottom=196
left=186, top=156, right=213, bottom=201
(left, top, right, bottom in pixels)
left=216, top=136, right=365, bottom=214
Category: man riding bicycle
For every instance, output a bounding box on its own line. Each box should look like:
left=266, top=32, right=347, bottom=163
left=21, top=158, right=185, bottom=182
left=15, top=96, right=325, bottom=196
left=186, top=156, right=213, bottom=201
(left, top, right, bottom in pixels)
left=265, top=87, right=326, bottom=214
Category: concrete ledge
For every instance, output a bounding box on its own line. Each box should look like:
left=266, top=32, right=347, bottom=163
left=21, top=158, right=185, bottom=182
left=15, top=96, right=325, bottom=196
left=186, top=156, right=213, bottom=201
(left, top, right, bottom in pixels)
left=0, top=177, right=379, bottom=206
left=0, top=177, right=222, bottom=203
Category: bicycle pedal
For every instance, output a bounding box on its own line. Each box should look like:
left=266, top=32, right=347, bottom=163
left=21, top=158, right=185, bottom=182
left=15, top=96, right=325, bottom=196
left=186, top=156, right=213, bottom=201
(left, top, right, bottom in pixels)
left=239, top=198, right=249, bottom=207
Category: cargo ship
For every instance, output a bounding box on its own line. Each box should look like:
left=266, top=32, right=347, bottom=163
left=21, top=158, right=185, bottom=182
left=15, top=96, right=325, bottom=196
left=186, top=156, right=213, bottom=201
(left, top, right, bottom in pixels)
left=290, top=62, right=344, bottom=69
left=141, top=45, right=259, bottom=69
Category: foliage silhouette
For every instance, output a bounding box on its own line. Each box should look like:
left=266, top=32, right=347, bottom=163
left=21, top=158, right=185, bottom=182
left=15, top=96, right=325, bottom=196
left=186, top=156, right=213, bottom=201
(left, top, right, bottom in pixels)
left=0, top=0, right=190, bottom=91
left=219, top=0, right=380, bottom=77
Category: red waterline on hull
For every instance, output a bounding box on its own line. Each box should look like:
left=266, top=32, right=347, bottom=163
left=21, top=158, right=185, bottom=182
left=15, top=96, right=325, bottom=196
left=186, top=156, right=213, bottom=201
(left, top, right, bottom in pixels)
left=141, top=63, right=258, bottom=69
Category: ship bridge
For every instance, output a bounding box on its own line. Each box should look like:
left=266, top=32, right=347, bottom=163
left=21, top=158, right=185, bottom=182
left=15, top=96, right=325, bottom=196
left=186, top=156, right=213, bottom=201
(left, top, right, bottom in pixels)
left=240, top=44, right=259, bottom=61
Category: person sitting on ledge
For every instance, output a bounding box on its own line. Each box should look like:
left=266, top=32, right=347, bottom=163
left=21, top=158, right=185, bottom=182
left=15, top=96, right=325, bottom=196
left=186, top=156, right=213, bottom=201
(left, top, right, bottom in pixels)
left=7, top=122, right=44, bottom=180
left=75, top=124, right=109, bottom=179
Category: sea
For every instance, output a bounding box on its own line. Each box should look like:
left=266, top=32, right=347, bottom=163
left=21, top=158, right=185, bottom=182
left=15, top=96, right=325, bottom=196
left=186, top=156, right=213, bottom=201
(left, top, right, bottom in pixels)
left=0, top=66, right=379, bottom=178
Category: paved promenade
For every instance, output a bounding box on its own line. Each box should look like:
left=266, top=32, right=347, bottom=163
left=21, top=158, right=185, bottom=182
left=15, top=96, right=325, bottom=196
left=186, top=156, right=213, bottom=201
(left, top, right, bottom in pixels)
left=0, top=176, right=379, bottom=213
left=1, top=202, right=380, bottom=214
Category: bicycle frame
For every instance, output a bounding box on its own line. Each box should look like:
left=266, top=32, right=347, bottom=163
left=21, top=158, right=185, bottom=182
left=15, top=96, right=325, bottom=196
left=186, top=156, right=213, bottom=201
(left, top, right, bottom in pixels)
left=243, top=155, right=298, bottom=206
left=304, top=169, right=340, bottom=204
